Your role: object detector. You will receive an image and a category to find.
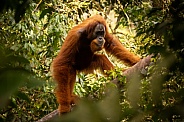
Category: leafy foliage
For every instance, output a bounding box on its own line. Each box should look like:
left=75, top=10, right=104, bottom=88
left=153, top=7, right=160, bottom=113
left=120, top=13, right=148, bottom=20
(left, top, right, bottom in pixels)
left=0, top=0, right=184, bottom=121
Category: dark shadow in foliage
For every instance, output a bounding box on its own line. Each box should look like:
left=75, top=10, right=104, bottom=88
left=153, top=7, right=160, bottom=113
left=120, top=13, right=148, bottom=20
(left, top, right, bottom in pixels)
left=0, top=46, right=44, bottom=122
left=0, top=0, right=30, bottom=22
left=135, top=0, right=184, bottom=121
left=0, top=46, right=43, bottom=108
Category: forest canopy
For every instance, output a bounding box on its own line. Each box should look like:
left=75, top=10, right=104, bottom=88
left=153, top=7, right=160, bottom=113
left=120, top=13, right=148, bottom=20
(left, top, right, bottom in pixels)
left=0, top=0, right=184, bottom=121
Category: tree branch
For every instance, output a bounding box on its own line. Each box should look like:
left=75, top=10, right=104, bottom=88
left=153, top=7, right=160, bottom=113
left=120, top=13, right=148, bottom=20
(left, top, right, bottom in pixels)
left=36, top=55, right=153, bottom=122
left=36, top=110, right=59, bottom=122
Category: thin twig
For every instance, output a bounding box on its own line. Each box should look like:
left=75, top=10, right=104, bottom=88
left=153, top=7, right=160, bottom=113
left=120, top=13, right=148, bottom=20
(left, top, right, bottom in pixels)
left=117, top=0, right=133, bottom=35
left=33, top=0, right=42, bottom=12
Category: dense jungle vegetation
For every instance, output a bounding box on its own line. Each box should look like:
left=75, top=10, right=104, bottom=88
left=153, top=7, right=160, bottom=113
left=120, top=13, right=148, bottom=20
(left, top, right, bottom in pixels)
left=0, top=0, right=184, bottom=121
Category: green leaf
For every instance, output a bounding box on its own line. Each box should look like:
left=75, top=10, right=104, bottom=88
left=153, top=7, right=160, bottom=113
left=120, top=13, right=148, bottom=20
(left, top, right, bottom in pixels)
left=0, top=70, right=26, bottom=108
left=0, top=69, right=43, bottom=108
left=39, top=8, right=54, bottom=20
left=16, top=91, right=30, bottom=102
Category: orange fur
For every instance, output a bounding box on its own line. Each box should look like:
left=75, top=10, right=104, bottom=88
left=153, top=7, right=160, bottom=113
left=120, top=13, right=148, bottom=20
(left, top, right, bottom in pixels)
left=52, top=15, right=140, bottom=114
left=90, top=38, right=105, bottom=52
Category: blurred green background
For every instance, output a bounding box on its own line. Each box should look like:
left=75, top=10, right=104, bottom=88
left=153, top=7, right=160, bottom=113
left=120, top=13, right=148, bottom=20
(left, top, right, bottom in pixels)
left=0, top=0, right=184, bottom=121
